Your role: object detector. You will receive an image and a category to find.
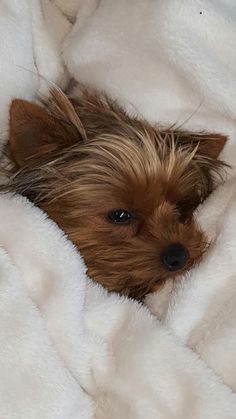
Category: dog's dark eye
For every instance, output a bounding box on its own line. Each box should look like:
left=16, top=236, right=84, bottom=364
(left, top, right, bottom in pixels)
left=108, top=209, right=133, bottom=224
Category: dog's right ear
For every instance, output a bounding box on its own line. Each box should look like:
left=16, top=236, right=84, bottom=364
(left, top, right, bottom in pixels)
left=9, top=92, right=85, bottom=167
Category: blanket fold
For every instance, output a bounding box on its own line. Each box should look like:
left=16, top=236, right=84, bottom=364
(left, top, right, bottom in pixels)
left=1, top=1, right=236, bottom=417
left=0, top=193, right=236, bottom=419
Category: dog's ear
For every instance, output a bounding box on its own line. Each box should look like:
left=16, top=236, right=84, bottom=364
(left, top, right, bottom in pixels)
left=196, top=133, right=227, bottom=160
left=177, top=132, right=228, bottom=206
left=9, top=91, right=86, bottom=167
left=176, top=132, right=227, bottom=160
left=9, top=99, right=63, bottom=167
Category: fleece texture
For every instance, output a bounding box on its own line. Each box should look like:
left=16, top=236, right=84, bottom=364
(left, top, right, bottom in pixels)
left=1, top=1, right=236, bottom=417
left=63, top=0, right=236, bottom=170
left=0, top=192, right=236, bottom=418
left=0, top=0, right=70, bottom=143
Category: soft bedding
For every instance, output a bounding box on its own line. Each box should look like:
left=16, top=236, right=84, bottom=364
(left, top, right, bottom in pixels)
left=1, top=1, right=236, bottom=417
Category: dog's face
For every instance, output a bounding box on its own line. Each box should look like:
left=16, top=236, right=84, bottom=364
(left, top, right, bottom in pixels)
left=7, top=89, right=227, bottom=299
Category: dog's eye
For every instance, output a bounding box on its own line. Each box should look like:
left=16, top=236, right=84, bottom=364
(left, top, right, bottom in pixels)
left=108, top=209, right=133, bottom=224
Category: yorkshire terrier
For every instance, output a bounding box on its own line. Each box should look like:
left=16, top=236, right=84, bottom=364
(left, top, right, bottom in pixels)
left=4, top=88, right=227, bottom=299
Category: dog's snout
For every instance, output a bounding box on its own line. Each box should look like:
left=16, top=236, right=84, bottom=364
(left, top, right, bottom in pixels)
left=161, top=243, right=189, bottom=272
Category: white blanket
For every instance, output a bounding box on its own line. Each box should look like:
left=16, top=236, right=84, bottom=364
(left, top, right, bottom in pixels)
left=1, top=192, right=236, bottom=419
left=63, top=0, right=236, bottom=170
left=1, top=0, right=236, bottom=417
left=0, top=0, right=72, bottom=142
left=147, top=178, right=236, bottom=391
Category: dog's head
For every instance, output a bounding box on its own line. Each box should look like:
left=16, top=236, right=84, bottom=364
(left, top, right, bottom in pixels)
left=7, top=89, right=227, bottom=298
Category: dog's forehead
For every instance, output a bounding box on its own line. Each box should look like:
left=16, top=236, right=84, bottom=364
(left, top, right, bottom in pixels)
left=101, top=177, right=183, bottom=214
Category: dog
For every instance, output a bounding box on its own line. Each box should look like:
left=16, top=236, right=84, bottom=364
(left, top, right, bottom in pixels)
left=4, top=88, right=227, bottom=299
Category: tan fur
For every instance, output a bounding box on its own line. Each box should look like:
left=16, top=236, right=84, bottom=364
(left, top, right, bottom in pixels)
left=4, top=88, right=227, bottom=299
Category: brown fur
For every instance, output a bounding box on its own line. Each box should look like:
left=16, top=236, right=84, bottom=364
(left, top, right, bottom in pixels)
left=4, top=88, right=227, bottom=299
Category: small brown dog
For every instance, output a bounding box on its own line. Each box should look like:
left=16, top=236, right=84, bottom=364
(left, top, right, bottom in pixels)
left=5, top=88, right=227, bottom=299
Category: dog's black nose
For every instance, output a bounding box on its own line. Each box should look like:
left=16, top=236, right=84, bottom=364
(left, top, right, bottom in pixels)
left=161, top=243, right=189, bottom=272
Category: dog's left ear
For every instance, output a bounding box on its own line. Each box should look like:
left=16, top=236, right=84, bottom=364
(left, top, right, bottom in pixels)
left=179, top=132, right=228, bottom=202
left=9, top=90, right=86, bottom=167
left=172, top=132, right=228, bottom=214
left=177, top=132, right=227, bottom=160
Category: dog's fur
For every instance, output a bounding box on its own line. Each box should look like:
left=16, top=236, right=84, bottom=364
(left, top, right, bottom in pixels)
left=4, top=88, right=227, bottom=299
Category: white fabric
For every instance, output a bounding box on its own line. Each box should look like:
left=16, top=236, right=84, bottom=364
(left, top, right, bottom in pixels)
left=0, top=192, right=236, bottom=418
left=0, top=0, right=70, bottom=142
left=1, top=0, right=236, bottom=417
left=146, top=177, right=236, bottom=392
left=63, top=0, right=236, bottom=396
left=63, top=0, right=236, bottom=170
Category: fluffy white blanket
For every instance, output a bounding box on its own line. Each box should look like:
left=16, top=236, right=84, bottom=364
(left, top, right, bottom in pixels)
left=1, top=0, right=236, bottom=417
left=1, top=192, right=236, bottom=419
